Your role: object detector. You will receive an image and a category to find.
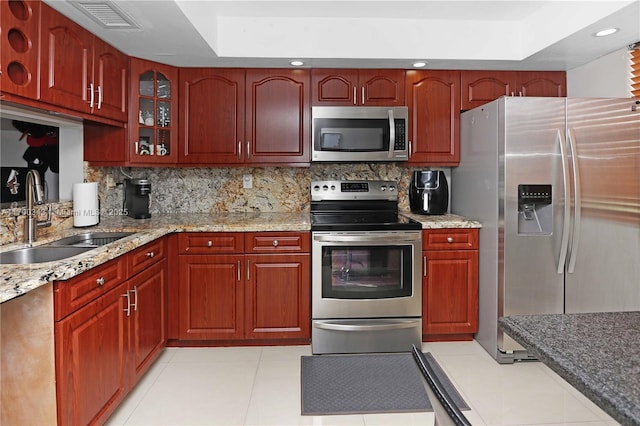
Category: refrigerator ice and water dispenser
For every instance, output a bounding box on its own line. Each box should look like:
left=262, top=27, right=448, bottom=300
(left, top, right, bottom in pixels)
left=517, top=184, right=552, bottom=235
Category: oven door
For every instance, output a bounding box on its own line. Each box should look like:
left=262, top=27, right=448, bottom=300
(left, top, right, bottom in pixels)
left=312, top=230, right=422, bottom=319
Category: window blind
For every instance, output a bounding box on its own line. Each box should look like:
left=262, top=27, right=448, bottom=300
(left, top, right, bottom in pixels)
left=632, top=42, right=640, bottom=98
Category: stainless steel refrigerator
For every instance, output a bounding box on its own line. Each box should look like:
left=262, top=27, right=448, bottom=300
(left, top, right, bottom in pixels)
left=452, top=97, right=640, bottom=363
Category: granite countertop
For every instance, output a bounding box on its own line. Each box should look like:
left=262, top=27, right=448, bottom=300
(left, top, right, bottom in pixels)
left=499, top=312, right=640, bottom=426
left=1, top=212, right=481, bottom=304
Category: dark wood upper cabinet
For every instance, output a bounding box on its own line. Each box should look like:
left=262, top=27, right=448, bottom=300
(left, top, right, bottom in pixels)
left=406, top=70, right=460, bottom=165
left=1, top=0, right=41, bottom=100
left=39, top=2, right=127, bottom=121
left=312, top=69, right=405, bottom=106
left=128, top=57, right=179, bottom=165
left=461, top=70, right=566, bottom=110
left=179, top=68, right=245, bottom=165
left=246, top=69, right=310, bottom=165
left=180, top=68, right=310, bottom=166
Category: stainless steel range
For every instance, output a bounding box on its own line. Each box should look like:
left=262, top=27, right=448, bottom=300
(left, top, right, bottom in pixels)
left=310, top=180, right=423, bottom=354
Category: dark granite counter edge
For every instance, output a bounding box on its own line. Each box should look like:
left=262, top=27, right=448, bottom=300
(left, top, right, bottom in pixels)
left=499, top=315, right=638, bottom=426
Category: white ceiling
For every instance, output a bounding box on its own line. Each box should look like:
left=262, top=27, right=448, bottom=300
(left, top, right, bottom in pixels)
left=44, top=0, right=640, bottom=70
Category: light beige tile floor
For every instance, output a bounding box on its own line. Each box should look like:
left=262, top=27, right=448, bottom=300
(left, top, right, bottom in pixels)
left=106, top=341, right=619, bottom=426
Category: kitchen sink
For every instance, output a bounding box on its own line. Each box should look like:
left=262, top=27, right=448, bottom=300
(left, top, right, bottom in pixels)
left=0, top=246, right=94, bottom=264
left=47, top=232, right=135, bottom=248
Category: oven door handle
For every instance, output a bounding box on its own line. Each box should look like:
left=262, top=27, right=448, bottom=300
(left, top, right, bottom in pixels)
left=314, top=319, right=421, bottom=332
left=313, top=234, right=419, bottom=244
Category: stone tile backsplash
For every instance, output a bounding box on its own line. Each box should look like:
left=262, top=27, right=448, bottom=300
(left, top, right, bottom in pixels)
left=1, top=163, right=448, bottom=244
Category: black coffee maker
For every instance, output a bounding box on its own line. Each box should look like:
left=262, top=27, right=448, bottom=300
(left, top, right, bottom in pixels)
left=409, top=170, right=448, bottom=215
left=124, top=178, right=151, bottom=219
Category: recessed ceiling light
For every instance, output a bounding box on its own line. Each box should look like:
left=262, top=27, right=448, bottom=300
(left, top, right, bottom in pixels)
left=290, top=60, right=304, bottom=66
left=594, top=28, right=619, bottom=37
left=412, top=61, right=427, bottom=68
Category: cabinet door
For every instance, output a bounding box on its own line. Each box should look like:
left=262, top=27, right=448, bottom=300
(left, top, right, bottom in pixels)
left=359, top=70, right=405, bottom=106
left=130, top=260, right=166, bottom=383
left=92, top=36, right=127, bottom=121
left=460, top=70, right=516, bottom=110
left=178, top=254, right=244, bottom=340
left=518, top=71, right=566, bottom=97
left=406, top=70, right=460, bottom=165
left=129, top=57, right=179, bottom=165
left=245, top=254, right=310, bottom=340
left=422, top=250, right=478, bottom=339
left=245, top=69, right=310, bottom=165
left=1, top=0, right=41, bottom=99
left=55, top=282, right=129, bottom=426
left=40, top=6, right=93, bottom=113
left=179, top=68, right=245, bottom=164
left=311, top=69, right=359, bottom=105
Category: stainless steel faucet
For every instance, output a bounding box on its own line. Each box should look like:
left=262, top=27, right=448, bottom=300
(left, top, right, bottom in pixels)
left=24, top=169, right=51, bottom=244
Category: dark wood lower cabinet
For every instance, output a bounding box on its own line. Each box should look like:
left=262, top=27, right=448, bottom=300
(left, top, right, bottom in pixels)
left=54, top=242, right=166, bottom=426
left=55, top=282, right=129, bottom=426
left=422, top=229, right=479, bottom=341
left=176, top=232, right=311, bottom=343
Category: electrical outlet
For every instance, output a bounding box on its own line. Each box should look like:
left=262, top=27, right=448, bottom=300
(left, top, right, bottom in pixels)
left=243, top=174, right=253, bottom=189
left=106, top=174, right=116, bottom=189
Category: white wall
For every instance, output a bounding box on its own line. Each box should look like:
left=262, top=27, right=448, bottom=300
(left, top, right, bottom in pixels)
left=567, top=47, right=632, bottom=97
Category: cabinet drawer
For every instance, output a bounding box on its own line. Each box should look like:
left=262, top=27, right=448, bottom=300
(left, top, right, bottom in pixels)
left=245, top=232, right=310, bottom=253
left=54, top=257, right=127, bottom=321
left=422, top=229, right=478, bottom=250
left=128, top=238, right=165, bottom=276
left=178, top=233, right=244, bottom=254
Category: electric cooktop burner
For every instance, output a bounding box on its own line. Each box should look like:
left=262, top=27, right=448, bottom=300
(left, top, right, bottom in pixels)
left=310, top=180, right=422, bottom=232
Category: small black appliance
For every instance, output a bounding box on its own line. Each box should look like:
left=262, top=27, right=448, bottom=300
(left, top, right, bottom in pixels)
left=124, top=178, right=151, bottom=219
left=409, top=170, right=448, bottom=215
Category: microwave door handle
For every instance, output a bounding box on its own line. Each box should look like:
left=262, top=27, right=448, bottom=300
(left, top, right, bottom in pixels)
left=388, top=109, right=395, bottom=159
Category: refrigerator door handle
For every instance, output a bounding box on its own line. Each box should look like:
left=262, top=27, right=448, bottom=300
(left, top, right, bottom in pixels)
left=557, top=129, right=571, bottom=274
left=567, top=129, right=581, bottom=273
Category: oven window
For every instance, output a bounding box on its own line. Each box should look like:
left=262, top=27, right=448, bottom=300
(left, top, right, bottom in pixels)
left=314, top=118, right=389, bottom=152
left=321, top=245, right=412, bottom=299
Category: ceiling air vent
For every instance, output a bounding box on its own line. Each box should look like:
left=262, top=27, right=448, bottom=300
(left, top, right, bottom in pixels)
left=72, top=1, right=140, bottom=29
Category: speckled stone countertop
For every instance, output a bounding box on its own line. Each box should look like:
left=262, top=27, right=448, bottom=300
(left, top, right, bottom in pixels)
left=500, top=312, right=640, bottom=426
left=1, top=211, right=480, bottom=304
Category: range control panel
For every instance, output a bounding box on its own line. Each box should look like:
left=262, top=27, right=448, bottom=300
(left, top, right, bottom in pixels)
left=311, top=180, right=397, bottom=201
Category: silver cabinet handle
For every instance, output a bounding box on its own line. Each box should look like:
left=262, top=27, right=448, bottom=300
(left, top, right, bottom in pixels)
left=130, top=286, right=138, bottom=311
left=207, top=240, right=213, bottom=247
left=353, top=87, right=356, bottom=105
left=237, top=260, right=241, bottom=281
left=147, top=251, right=155, bottom=258
left=88, top=83, right=95, bottom=107
left=96, top=277, right=105, bottom=286
left=238, top=141, right=242, bottom=160
left=423, top=255, right=427, bottom=277
left=361, top=87, right=365, bottom=105
left=246, top=259, right=250, bottom=280
left=272, top=240, right=278, bottom=247
left=408, top=140, right=412, bottom=159
left=96, top=85, right=103, bottom=109
left=447, top=237, right=454, bottom=243
left=247, top=141, right=251, bottom=159
left=122, top=292, right=131, bottom=316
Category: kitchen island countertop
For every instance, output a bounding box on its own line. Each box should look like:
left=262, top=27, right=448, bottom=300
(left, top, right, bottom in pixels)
left=1, top=212, right=480, bottom=303
left=500, top=312, right=640, bottom=426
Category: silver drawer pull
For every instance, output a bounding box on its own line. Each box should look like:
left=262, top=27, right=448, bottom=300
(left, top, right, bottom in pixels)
left=272, top=240, right=278, bottom=247
left=207, top=240, right=213, bottom=247
left=96, top=277, right=105, bottom=286
left=147, top=251, right=155, bottom=258
left=447, top=237, right=454, bottom=243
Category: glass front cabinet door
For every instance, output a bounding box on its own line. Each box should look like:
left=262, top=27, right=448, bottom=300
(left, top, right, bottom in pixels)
left=129, top=58, right=178, bottom=164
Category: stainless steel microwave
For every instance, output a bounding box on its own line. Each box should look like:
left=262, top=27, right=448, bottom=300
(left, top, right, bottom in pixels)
left=311, top=106, right=409, bottom=162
